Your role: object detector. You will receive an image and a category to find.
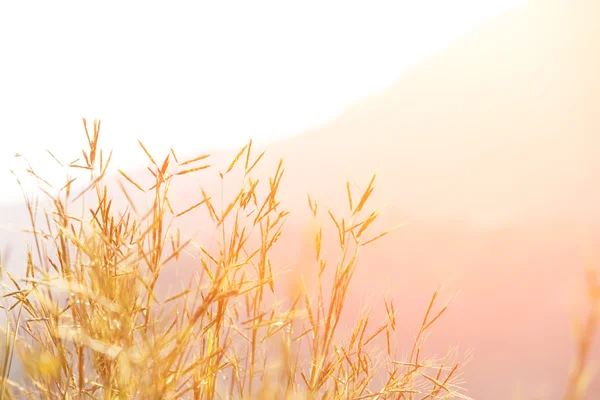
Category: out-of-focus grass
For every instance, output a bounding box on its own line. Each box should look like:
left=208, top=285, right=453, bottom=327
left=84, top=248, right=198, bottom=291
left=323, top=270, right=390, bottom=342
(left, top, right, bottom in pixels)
left=0, top=119, right=596, bottom=399
left=562, top=266, right=600, bottom=400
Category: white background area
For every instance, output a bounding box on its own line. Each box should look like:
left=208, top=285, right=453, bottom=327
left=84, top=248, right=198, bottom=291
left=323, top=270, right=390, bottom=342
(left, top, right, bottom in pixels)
left=0, top=0, right=524, bottom=205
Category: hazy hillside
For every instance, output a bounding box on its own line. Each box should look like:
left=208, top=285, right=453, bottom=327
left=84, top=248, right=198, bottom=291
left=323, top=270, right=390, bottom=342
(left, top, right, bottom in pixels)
left=2, top=1, right=599, bottom=398
left=265, top=0, right=600, bottom=223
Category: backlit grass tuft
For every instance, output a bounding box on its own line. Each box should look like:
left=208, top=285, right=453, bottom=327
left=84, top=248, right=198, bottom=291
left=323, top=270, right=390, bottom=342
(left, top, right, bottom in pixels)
left=1, top=119, right=597, bottom=399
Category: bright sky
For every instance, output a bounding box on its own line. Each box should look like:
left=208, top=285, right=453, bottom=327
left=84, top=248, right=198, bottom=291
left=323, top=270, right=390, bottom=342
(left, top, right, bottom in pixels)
left=0, top=0, right=524, bottom=205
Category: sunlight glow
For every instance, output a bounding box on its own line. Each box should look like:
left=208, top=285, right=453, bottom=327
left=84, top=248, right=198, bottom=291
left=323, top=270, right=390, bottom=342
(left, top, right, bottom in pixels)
left=0, top=0, right=525, bottom=204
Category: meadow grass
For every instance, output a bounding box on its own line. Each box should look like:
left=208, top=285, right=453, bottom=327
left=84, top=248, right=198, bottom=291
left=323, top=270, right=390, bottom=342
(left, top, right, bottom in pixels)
left=0, top=119, right=597, bottom=399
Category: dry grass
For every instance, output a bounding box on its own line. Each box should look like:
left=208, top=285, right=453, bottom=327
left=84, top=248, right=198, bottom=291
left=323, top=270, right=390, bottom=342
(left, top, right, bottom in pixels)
left=0, top=119, right=465, bottom=399
left=562, top=266, right=600, bottom=400
left=0, top=119, right=596, bottom=399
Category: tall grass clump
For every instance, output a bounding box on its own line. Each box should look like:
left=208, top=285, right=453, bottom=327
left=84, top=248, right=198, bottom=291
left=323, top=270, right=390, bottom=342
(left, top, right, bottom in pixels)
left=1, top=119, right=467, bottom=399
